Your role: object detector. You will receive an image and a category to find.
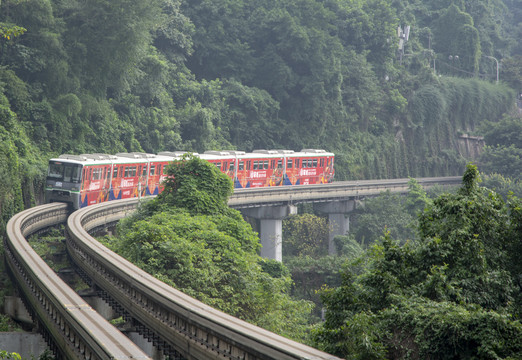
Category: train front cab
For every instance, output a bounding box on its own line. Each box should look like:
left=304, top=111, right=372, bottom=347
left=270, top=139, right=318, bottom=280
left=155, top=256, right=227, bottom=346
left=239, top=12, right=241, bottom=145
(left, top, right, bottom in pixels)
left=45, top=157, right=83, bottom=209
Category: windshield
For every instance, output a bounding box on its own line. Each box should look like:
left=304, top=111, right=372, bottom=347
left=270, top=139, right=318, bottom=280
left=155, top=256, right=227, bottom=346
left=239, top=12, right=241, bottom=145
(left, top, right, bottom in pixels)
left=47, top=161, right=82, bottom=183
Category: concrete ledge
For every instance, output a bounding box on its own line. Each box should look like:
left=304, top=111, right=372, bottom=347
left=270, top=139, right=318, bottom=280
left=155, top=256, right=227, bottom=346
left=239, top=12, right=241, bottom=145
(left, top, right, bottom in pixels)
left=0, top=332, right=48, bottom=358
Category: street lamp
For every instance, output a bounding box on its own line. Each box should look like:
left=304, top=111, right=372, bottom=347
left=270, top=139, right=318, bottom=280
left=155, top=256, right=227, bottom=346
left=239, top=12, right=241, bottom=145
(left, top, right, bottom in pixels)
left=449, top=55, right=459, bottom=76
left=484, top=55, right=499, bottom=84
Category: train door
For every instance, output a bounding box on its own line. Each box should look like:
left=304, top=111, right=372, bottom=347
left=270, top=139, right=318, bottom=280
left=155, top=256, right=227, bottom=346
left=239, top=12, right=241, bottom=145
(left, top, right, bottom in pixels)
left=235, top=159, right=248, bottom=188
left=248, top=158, right=270, bottom=187
left=268, top=158, right=284, bottom=186
left=110, top=164, right=123, bottom=200
left=100, top=165, right=111, bottom=202
left=82, top=165, right=105, bottom=205
left=138, top=162, right=148, bottom=197
left=298, top=157, right=317, bottom=185
left=121, top=164, right=137, bottom=199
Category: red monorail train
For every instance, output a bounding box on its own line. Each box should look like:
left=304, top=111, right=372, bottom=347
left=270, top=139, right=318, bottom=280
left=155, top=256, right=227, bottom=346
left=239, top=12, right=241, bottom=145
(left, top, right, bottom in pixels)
left=45, top=149, right=335, bottom=209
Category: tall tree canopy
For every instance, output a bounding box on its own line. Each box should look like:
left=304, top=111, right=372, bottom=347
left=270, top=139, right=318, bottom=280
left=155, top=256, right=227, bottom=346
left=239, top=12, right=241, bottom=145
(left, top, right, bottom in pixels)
left=313, top=164, right=522, bottom=358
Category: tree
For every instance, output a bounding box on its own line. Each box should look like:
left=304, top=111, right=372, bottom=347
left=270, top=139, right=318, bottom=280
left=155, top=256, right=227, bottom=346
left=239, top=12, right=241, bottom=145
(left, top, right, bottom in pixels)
left=481, top=113, right=522, bottom=148
left=500, top=55, right=522, bottom=92
left=59, top=0, right=163, bottom=96
left=479, top=144, right=522, bottom=180
left=157, top=153, right=233, bottom=215
left=313, top=164, right=522, bottom=358
left=283, top=214, right=329, bottom=258
left=352, top=191, right=416, bottom=246
left=106, top=154, right=313, bottom=341
left=432, top=5, right=481, bottom=75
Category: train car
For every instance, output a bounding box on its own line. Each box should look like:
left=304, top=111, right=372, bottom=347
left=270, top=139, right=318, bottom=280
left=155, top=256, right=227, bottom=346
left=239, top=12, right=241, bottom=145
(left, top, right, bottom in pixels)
left=45, top=149, right=334, bottom=209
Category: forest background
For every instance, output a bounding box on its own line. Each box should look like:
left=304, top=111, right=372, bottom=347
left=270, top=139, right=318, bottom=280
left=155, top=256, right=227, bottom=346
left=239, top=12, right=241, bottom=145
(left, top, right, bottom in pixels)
left=1, top=0, right=522, bottom=358
left=1, top=0, right=521, bottom=224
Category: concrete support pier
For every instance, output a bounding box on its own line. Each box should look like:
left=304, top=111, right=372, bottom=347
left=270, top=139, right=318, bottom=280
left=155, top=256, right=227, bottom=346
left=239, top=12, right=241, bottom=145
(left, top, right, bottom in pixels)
left=315, top=200, right=355, bottom=255
left=242, top=205, right=297, bottom=261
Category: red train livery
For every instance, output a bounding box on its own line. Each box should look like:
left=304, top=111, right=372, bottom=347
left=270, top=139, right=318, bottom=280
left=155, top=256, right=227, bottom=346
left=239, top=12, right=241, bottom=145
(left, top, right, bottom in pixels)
left=45, top=149, right=335, bottom=209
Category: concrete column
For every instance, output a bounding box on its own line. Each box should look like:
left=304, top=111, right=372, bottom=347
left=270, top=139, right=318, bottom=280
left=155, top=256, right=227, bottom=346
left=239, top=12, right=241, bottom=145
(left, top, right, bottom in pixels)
left=241, top=205, right=297, bottom=261
left=315, top=200, right=355, bottom=255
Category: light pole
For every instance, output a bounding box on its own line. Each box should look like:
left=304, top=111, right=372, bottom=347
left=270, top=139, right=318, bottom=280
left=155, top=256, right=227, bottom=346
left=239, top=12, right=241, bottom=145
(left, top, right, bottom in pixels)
left=449, top=55, right=459, bottom=76
left=484, top=55, right=499, bottom=84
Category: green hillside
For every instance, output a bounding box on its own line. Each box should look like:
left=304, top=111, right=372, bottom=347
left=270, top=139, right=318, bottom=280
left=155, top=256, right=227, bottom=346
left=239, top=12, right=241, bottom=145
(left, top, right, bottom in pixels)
left=0, top=0, right=521, bottom=222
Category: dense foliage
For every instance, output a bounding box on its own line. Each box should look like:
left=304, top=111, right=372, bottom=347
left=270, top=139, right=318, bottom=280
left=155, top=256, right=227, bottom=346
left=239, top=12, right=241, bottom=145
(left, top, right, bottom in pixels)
left=313, top=165, right=522, bottom=359
left=0, top=0, right=521, bottom=226
left=103, top=156, right=313, bottom=341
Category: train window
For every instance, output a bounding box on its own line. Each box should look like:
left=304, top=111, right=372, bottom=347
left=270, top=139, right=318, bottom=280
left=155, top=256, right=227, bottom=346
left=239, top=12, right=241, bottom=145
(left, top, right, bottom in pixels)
left=313, top=159, right=318, bottom=167
left=302, top=160, right=307, bottom=168
left=277, top=160, right=282, bottom=168
left=264, top=160, right=269, bottom=169
left=62, top=164, right=82, bottom=183
left=150, top=165, right=155, bottom=176
left=48, top=163, right=63, bottom=178
left=113, top=167, right=118, bottom=179
left=124, top=167, right=129, bottom=178
left=91, top=168, right=100, bottom=180
left=63, top=166, right=74, bottom=182
left=88, top=168, right=92, bottom=180
left=308, top=159, right=313, bottom=168
left=239, top=161, right=244, bottom=171
left=215, top=162, right=221, bottom=170
left=253, top=161, right=258, bottom=170
left=132, top=166, right=137, bottom=177
left=142, top=166, right=147, bottom=177
left=320, top=158, right=325, bottom=167
left=295, top=159, right=300, bottom=168
left=229, top=162, right=235, bottom=171
left=287, top=159, right=293, bottom=169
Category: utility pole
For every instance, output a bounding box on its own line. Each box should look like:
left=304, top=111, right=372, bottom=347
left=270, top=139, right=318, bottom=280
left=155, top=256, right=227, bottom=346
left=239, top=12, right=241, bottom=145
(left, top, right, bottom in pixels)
left=484, top=55, right=499, bottom=84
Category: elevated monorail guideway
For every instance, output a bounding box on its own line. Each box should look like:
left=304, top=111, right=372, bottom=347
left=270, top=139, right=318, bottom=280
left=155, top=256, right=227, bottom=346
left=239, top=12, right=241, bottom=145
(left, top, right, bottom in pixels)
left=229, top=176, right=462, bottom=208
left=4, top=203, right=151, bottom=360
left=67, top=198, right=342, bottom=360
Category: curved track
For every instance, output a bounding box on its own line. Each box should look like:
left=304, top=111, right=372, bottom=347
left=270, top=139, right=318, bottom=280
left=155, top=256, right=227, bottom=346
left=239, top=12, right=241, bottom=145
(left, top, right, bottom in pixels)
left=66, top=198, right=341, bottom=359
left=4, top=203, right=151, bottom=360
